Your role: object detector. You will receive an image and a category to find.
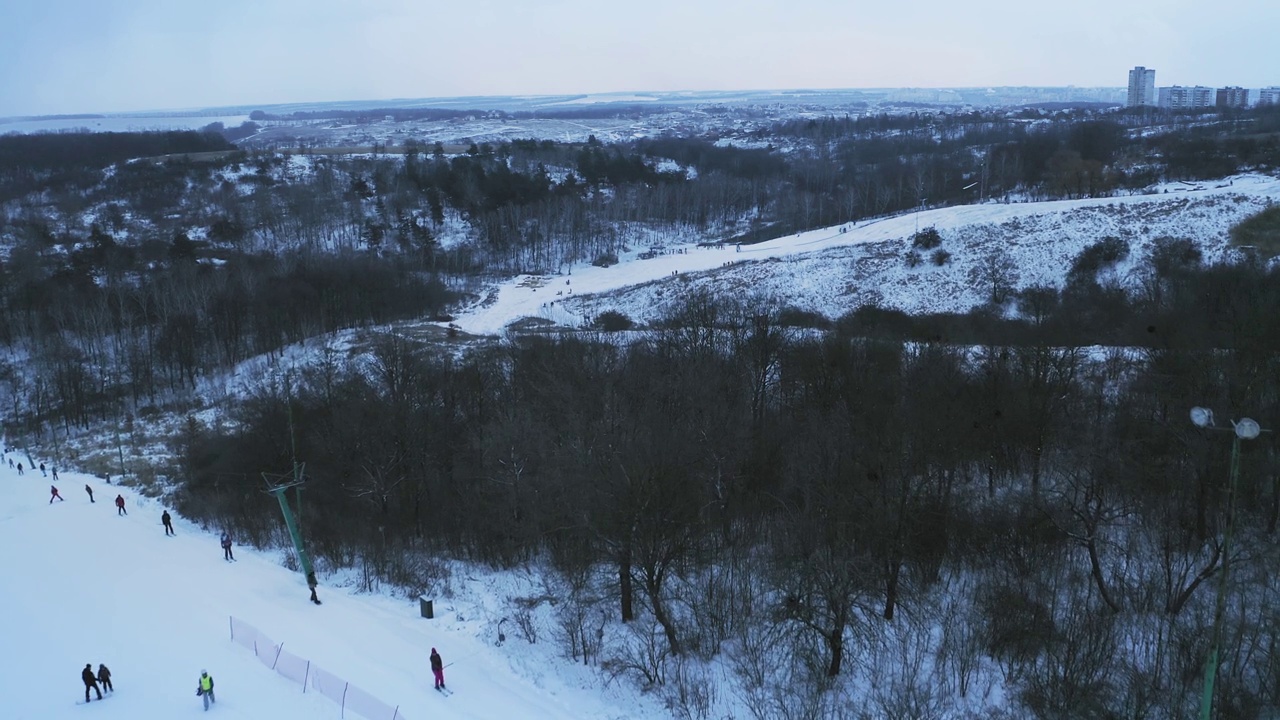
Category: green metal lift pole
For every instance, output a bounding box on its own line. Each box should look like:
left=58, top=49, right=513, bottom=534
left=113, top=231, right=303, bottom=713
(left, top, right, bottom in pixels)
left=1199, top=435, right=1241, bottom=720
left=269, top=484, right=315, bottom=581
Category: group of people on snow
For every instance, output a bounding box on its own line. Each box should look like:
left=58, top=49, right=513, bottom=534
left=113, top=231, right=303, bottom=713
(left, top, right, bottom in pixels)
left=80, top=663, right=112, bottom=702
left=18, top=453, right=449, bottom=708
left=48, top=483, right=127, bottom=514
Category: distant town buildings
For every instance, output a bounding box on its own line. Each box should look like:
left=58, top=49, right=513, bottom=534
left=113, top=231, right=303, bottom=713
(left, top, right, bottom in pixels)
left=1216, top=87, right=1250, bottom=108
left=1128, top=66, right=1276, bottom=109
left=1159, top=85, right=1214, bottom=109
left=1127, top=67, right=1157, bottom=107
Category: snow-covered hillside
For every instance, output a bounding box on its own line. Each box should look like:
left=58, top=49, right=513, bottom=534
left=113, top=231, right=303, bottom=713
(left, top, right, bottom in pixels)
left=0, top=459, right=663, bottom=720
left=450, top=174, right=1280, bottom=335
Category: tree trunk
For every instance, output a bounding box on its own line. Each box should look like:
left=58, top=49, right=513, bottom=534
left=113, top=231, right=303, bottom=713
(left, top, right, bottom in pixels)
left=883, top=557, right=901, bottom=620
left=618, top=545, right=633, bottom=622
left=826, top=606, right=848, bottom=677
left=1086, top=537, right=1121, bottom=613
left=1269, top=475, right=1279, bottom=535
left=647, top=575, right=682, bottom=656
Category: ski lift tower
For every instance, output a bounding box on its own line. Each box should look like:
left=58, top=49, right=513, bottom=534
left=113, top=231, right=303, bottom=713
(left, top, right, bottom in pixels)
left=264, top=462, right=321, bottom=605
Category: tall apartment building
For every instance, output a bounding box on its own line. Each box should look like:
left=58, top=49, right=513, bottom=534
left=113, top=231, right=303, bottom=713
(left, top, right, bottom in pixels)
left=1159, top=85, right=1215, bottom=109
left=1127, top=66, right=1157, bottom=107
left=1260, top=88, right=1280, bottom=105
left=1216, top=87, right=1250, bottom=108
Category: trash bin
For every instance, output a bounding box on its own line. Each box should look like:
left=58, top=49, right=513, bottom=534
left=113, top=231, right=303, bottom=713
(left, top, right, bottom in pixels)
left=419, top=597, right=434, bottom=619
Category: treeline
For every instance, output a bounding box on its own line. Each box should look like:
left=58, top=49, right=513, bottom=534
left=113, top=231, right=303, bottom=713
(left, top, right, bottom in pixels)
left=173, top=252, right=1280, bottom=718
left=0, top=130, right=232, bottom=201
left=0, top=245, right=454, bottom=434
left=247, top=104, right=674, bottom=123
left=5, top=106, right=1278, bottom=285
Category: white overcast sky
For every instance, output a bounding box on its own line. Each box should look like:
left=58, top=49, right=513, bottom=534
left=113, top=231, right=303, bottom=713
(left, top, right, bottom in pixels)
left=1, top=0, right=1276, bottom=116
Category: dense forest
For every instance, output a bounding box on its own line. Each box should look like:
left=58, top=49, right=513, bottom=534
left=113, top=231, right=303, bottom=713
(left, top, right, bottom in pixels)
left=166, top=245, right=1280, bottom=719
left=3, top=103, right=1280, bottom=718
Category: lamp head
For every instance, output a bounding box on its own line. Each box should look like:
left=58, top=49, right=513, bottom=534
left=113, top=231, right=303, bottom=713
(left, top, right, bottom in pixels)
left=1235, top=418, right=1261, bottom=440
left=1191, top=407, right=1214, bottom=428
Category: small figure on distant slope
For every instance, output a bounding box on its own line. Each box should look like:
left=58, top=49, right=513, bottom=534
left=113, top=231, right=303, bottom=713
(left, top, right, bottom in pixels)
left=82, top=663, right=103, bottom=703
left=163, top=510, right=175, bottom=536
left=97, top=664, right=113, bottom=692
left=50, top=485, right=64, bottom=504
left=307, top=571, right=321, bottom=605
left=85, top=484, right=94, bottom=503
left=40, top=462, right=46, bottom=476
left=115, top=494, right=127, bottom=516
left=221, top=532, right=234, bottom=561
left=196, top=669, right=215, bottom=710
left=430, top=647, right=445, bottom=690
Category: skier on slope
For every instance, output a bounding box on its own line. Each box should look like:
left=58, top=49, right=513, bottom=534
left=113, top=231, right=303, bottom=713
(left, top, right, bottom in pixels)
left=50, top=485, right=64, bottom=504
left=162, top=510, right=175, bottom=536
left=430, top=647, right=445, bottom=690
left=196, top=669, right=216, bottom=710
left=81, top=663, right=103, bottom=702
left=221, top=532, right=234, bottom=560
left=115, top=494, right=127, bottom=515
left=97, top=664, right=113, bottom=692
left=85, top=484, right=95, bottom=503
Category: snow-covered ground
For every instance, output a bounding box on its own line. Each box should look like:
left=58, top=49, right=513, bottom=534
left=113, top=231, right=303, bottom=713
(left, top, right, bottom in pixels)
left=0, top=458, right=662, bottom=720
left=450, top=174, right=1280, bottom=335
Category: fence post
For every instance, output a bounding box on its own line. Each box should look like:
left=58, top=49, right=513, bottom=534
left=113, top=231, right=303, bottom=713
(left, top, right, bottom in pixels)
left=253, top=640, right=259, bottom=657
left=229, top=616, right=234, bottom=641
left=341, top=682, right=349, bottom=719
left=302, top=660, right=309, bottom=693
left=271, top=643, right=284, bottom=670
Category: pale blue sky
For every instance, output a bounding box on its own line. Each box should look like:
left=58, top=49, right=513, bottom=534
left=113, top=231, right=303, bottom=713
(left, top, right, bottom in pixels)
left=1, top=0, right=1276, bottom=116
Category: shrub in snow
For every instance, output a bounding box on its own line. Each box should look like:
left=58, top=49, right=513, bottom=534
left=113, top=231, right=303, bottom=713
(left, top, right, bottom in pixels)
left=1069, top=236, right=1130, bottom=281
left=911, top=226, right=943, bottom=250
left=776, top=306, right=831, bottom=329
left=904, top=250, right=923, bottom=268
left=931, top=249, right=952, bottom=266
left=594, top=310, right=634, bottom=331
left=592, top=252, right=619, bottom=268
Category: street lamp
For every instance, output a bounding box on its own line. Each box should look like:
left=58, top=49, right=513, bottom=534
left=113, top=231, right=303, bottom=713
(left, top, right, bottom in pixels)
left=1190, top=406, right=1263, bottom=720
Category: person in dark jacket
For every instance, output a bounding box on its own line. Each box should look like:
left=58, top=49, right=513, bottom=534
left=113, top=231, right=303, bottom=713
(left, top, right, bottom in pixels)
left=82, top=663, right=102, bottom=702
left=40, top=462, right=46, bottom=476
left=430, top=648, right=445, bottom=689
left=50, top=485, right=64, bottom=503
left=115, top=494, right=127, bottom=516
left=221, top=533, right=234, bottom=560
left=85, top=484, right=95, bottom=503
left=197, top=669, right=215, bottom=710
left=97, top=664, right=113, bottom=692
left=162, top=510, right=175, bottom=536
left=17, top=462, right=23, bottom=474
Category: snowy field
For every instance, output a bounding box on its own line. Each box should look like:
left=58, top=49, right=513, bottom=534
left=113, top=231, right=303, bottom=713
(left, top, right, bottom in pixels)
left=450, top=174, right=1280, bottom=335
left=0, top=459, right=662, bottom=720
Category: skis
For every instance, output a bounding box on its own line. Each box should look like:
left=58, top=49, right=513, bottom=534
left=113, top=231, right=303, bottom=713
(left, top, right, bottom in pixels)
left=75, top=692, right=111, bottom=705
left=435, top=686, right=453, bottom=697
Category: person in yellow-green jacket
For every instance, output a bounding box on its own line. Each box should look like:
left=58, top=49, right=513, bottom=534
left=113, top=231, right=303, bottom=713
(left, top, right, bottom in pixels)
left=196, top=670, right=215, bottom=710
